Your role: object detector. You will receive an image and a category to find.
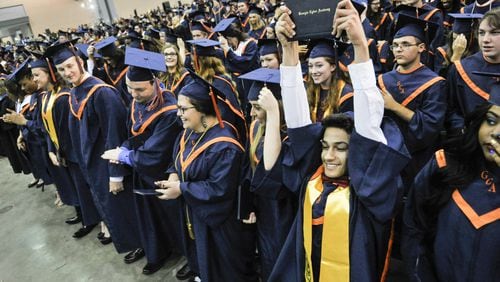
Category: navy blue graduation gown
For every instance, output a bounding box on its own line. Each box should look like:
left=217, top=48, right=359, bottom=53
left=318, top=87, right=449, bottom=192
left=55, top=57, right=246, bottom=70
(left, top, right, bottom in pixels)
left=369, top=12, right=393, bottom=42
left=224, top=39, right=260, bottom=112
left=68, top=76, right=140, bottom=253
left=23, top=91, right=53, bottom=183
left=268, top=118, right=410, bottom=281
left=462, top=1, right=500, bottom=14
left=96, top=63, right=132, bottom=107
left=171, top=125, right=258, bottom=282
left=249, top=120, right=297, bottom=281
left=40, top=89, right=79, bottom=206
left=377, top=65, right=447, bottom=188
left=340, top=38, right=382, bottom=75
left=447, top=52, right=498, bottom=131
left=403, top=152, right=500, bottom=282
left=0, top=94, right=30, bottom=174
left=122, top=91, right=183, bottom=263
left=248, top=27, right=265, bottom=40
left=212, top=74, right=248, bottom=145
left=162, top=70, right=193, bottom=98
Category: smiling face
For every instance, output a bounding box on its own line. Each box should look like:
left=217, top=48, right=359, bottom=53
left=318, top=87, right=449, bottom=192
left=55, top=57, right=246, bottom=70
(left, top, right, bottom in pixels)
left=308, top=57, right=335, bottom=86
left=478, top=105, right=500, bottom=164
left=249, top=100, right=266, bottom=124
left=31, top=68, right=50, bottom=90
left=177, top=95, right=203, bottom=131
left=164, top=47, right=178, bottom=69
left=321, top=127, right=350, bottom=178
left=55, top=56, right=84, bottom=86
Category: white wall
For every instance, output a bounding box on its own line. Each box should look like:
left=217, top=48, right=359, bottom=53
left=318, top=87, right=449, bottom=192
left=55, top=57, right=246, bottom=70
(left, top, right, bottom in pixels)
left=0, top=0, right=192, bottom=35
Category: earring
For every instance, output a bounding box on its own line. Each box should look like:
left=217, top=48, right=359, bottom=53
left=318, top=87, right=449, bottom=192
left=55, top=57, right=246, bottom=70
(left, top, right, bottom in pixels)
left=201, top=115, right=208, bottom=128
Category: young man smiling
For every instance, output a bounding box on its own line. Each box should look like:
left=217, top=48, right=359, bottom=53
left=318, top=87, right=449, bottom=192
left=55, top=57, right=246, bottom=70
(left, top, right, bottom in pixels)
left=45, top=40, right=142, bottom=262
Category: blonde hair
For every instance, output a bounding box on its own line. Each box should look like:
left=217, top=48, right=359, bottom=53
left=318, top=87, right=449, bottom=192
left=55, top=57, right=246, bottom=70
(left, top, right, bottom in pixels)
left=249, top=14, right=266, bottom=31
left=197, top=56, right=231, bottom=83
left=160, top=43, right=186, bottom=85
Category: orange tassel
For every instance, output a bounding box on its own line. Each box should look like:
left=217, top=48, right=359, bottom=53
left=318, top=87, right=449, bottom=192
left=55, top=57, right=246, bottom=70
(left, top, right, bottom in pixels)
left=209, top=88, right=224, bottom=128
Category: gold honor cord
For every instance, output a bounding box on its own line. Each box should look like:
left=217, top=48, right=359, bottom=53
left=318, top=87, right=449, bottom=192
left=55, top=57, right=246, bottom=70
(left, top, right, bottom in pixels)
left=303, top=166, right=351, bottom=282
left=41, top=88, right=68, bottom=150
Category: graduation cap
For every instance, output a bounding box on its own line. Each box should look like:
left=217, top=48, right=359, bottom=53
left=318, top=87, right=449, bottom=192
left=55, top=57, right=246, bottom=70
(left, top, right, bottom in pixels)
left=94, top=36, right=118, bottom=57
left=163, top=29, right=179, bottom=44
left=190, top=20, right=213, bottom=33
left=307, top=38, right=349, bottom=59
left=75, top=43, right=102, bottom=59
left=258, top=39, right=280, bottom=57
left=181, top=69, right=227, bottom=127
left=449, top=13, right=483, bottom=34
left=393, top=14, right=438, bottom=45
left=189, top=9, right=207, bottom=21
left=125, top=47, right=166, bottom=81
left=44, top=38, right=80, bottom=65
left=7, top=58, right=31, bottom=82
left=213, top=18, right=239, bottom=37
left=58, top=30, right=70, bottom=37
left=239, top=68, right=281, bottom=101
left=188, top=39, right=220, bottom=57
left=144, top=28, right=161, bottom=40
left=391, top=4, right=428, bottom=18
left=248, top=4, right=263, bottom=16
left=472, top=71, right=500, bottom=105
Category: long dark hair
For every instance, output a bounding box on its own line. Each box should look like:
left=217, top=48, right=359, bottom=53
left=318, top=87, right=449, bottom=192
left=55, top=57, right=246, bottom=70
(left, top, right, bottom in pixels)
left=438, top=103, right=492, bottom=189
left=189, top=96, right=216, bottom=117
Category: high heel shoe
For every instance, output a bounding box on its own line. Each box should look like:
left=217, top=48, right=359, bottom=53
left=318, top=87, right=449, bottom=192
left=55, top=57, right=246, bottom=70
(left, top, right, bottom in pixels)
left=28, top=179, right=39, bottom=188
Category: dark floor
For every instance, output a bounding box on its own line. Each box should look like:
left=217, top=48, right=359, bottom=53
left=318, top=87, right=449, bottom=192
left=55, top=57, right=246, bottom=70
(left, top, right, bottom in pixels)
left=0, top=157, right=184, bottom=281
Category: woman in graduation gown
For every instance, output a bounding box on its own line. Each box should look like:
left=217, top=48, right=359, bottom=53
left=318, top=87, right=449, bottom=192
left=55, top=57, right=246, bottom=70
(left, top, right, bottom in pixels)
left=304, top=39, right=354, bottom=123
left=161, top=42, right=193, bottom=97
left=402, top=85, right=500, bottom=281
left=268, top=2, right=410, bottom=281
left=190, top=39, right=248, bottom=145
left=2, top=60, right=53, bottom=189
left=243, top=71, right=298, bottom=281
left=155, top=79, right=258, bottom=282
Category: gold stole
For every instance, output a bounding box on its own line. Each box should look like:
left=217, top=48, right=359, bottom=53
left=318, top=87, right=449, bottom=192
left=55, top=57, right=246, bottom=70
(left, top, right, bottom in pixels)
left=303, top=166, right=351, bottom=282
left=41, top=89, right=69, bottom=150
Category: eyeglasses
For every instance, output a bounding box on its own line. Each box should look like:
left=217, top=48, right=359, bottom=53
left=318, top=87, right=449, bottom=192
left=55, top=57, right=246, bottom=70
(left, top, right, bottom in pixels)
left=164, top=53, right=177, bottom=57
left=389, top=43, right=420, bottom=51
left=177, top=106, right=195, bottom=114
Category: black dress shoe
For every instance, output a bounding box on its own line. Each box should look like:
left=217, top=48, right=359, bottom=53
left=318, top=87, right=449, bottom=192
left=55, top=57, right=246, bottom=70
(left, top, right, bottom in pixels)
left=124, top=248, right=145, bottom=264
left=142, top=258, right=167, bottom=275
left=97, top=232, right=105, bottom=240
left=65, top=215, right=82, bottom=225
left=176, top=263, right=196, bottom=280
left=28, top=179, right=39, bottom=188
left=72, top=224, right=97, bottom=238
left=99, top=236, right=112, bottom=245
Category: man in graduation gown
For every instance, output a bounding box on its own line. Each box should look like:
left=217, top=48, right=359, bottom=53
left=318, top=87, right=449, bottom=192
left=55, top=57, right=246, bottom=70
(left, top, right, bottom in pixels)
left=377, top=14, right=447, bottom=189
left=102, top=47, right=183, bottom=275
left=447, top=9, right=500, bottom=133
left=269, top=2, right=410, bottom=281
left=45, top=40, right=142, bottom=258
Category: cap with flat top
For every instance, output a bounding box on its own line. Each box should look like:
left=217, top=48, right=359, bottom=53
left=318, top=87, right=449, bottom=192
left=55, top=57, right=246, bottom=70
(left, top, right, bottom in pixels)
left=7, top=59, right=31, bottom=82
left=44, top=38, right=80, bottom=65
left=239, top=67, right=281, bottom=101
left=188, top=39, right=220, bottom=57
left=125, top=47, right=166, bottom=81
left=94, top=36, right=118, bottom=57
left=213, top=18, right=239, bottom=37
left=258, top=39, right=280, bottom=57
left=448, top=13, right=483, bottom=34
left=307, top=38, right=349, bottom=59
left=393, top=14, right=438, bottom=45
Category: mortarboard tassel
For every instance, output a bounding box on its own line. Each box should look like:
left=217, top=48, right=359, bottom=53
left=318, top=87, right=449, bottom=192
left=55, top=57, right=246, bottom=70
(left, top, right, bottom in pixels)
left=46, top=58, right=57, bottom=83
left=209, top=87, right=224, bottom=128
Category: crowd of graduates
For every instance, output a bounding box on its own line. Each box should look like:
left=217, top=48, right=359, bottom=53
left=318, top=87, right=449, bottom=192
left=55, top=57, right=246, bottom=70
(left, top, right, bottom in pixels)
left=0, top=0, right=499, bottom=281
